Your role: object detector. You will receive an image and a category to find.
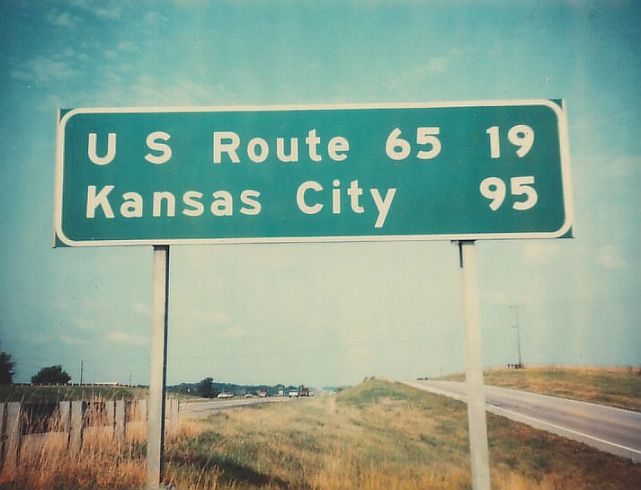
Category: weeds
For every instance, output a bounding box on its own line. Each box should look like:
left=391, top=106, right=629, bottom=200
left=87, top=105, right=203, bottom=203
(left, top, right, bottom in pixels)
left=2, top=379, right=640, bottom=489
left=0, top=385, right=147, bottom=404
left=442, top=366, right=641, bottom=411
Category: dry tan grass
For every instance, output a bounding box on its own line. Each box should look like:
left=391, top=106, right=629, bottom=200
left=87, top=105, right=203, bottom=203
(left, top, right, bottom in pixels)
left=0, top=399, right=150, bottom=489
left=445, top=365, right=641, bottom=411
left=1, top=436, right=145, bottom=489
left=3, top=380, right=640, bottom=489
left=160, top=392, right=475, bottom=490
left=496, top=366, right=641, bottom=411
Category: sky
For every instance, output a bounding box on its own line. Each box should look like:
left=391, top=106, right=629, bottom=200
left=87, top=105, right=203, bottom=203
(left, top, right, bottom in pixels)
left=0, top=0, right=640, bottom=388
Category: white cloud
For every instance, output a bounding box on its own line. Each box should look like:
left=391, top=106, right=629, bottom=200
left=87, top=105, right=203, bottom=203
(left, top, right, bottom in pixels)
left=132, top=302, right=151, bottom=316
left=347, top=346, right=376, bottom=366
left=186, top=309, right=230, bottom=327
left=46, top=10, right=80, bottom=28
left=587, top=154, right=641, bottom=180
left=46, top=94, right=66, bottom=110
left=426, top=56, right=448, bottom=74
left=172, top=0, right=207, bottom=5
left=218, top=325, right=245, bottom=338
left=387, top=50, right=460, bottom=91
left=10, top=57, right=76, bottom=83
left=104, top=330, right=148, bottom=346
left=597, top=246, right=625, bottom=270
left=143, top=11, right=168, bottom=26
left=60, top=335, right=85, bottom=345
left=69, top=0, right=121, bottom=20
left=117, top=41, right=136, bottom=52
left=70, top=316, right=93, bottom=331
left=484, top=290, right=528, bottom=307
left=522, top=242, right=560, bottom=265
left=485, top=290, right=511, bottom=306
left=206, top=311, right=230, bottom=325
left=606, top=155, right=641, bottom=178
left=111, top=75, right=222, bottom=106
left=69, top=0, right=91, bottom=8
left=95, top=5, right=122, bottom=20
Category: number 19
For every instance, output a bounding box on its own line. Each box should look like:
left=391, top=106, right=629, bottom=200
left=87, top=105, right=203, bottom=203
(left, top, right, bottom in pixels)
left=486, top=125, right=534, bottom=158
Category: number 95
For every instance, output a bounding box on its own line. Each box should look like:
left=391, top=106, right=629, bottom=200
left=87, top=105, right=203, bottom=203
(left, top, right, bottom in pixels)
left=479, top=176, right=538, bottom=211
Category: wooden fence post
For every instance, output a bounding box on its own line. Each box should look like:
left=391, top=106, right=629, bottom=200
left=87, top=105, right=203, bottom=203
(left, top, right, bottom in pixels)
left=106, top=401, right=115, bottom=438
left=138, top=399, right=147, bottom=421
left=69, top=401, right=84, bottom=452
left=58, top=401, right=71, bottom=433
left=169, top=398, right=180, bottom=435
left=115, top=400, right=126, bottom=444
left=3, top=402, right=21, bottom=472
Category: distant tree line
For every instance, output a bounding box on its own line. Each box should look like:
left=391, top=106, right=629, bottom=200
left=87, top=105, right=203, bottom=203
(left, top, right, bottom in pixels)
left=167, top=377, right=302, bottom=398
left=0, top=349, right=72, bottom=386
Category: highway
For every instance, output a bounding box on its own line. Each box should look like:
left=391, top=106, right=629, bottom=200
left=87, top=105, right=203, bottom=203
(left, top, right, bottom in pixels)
left=405, top=380, right=641, bottom=463
left=180, top=397, right=291, bottom=418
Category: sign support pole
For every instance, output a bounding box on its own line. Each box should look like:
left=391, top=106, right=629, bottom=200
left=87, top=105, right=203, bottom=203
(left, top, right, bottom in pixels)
left=146, top=245, right=170, bottom=489
left=458, top=240, right=491, bottom=490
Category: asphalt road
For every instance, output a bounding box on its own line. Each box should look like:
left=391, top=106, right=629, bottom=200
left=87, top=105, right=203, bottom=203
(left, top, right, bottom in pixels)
left=180, top=397, right=291, bottom=418
left=405, top=380, right=641, bottom=463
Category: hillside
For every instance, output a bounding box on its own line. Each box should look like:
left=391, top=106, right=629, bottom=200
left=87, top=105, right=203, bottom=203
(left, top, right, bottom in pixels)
left=441, top=366, right=641, bottom=411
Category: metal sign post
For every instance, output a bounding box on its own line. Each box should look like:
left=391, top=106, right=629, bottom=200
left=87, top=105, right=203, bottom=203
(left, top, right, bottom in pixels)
left=458, top=240, right=491, bottom=490
left=146, top=245, right=170, bottom=489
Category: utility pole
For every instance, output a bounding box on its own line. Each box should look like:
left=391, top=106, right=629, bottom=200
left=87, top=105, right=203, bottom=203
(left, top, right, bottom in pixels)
left=80, top=360, right=84, bottom=386
left=509, top=305, right=523, bottom=368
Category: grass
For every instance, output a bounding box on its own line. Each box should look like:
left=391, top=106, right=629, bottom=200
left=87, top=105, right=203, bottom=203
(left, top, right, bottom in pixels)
left=0, top=385, right=148, bottom=403
left=441, top=366, right=641, bottom=411
left=1, top=379, right=640, bottom=489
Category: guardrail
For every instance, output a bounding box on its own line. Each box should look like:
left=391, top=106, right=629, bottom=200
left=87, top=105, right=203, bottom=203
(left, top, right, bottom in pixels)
left=0, top=398, right=180, bottom=470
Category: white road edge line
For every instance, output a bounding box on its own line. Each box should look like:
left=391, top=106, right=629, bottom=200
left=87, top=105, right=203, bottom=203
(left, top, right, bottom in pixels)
left=488, top=404, right=641, bottom=456
left=484, top=385, right=641, bottom=416
left=404, top=381, right=641, bottom=458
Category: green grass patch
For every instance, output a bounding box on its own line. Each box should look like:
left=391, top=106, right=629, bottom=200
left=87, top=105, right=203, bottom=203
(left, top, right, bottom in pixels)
left=336, top=378, right=415, bottom=407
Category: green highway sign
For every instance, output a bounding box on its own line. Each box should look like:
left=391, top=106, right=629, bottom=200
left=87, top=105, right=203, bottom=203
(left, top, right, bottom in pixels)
left=53, top=100, right=573, bottom=247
